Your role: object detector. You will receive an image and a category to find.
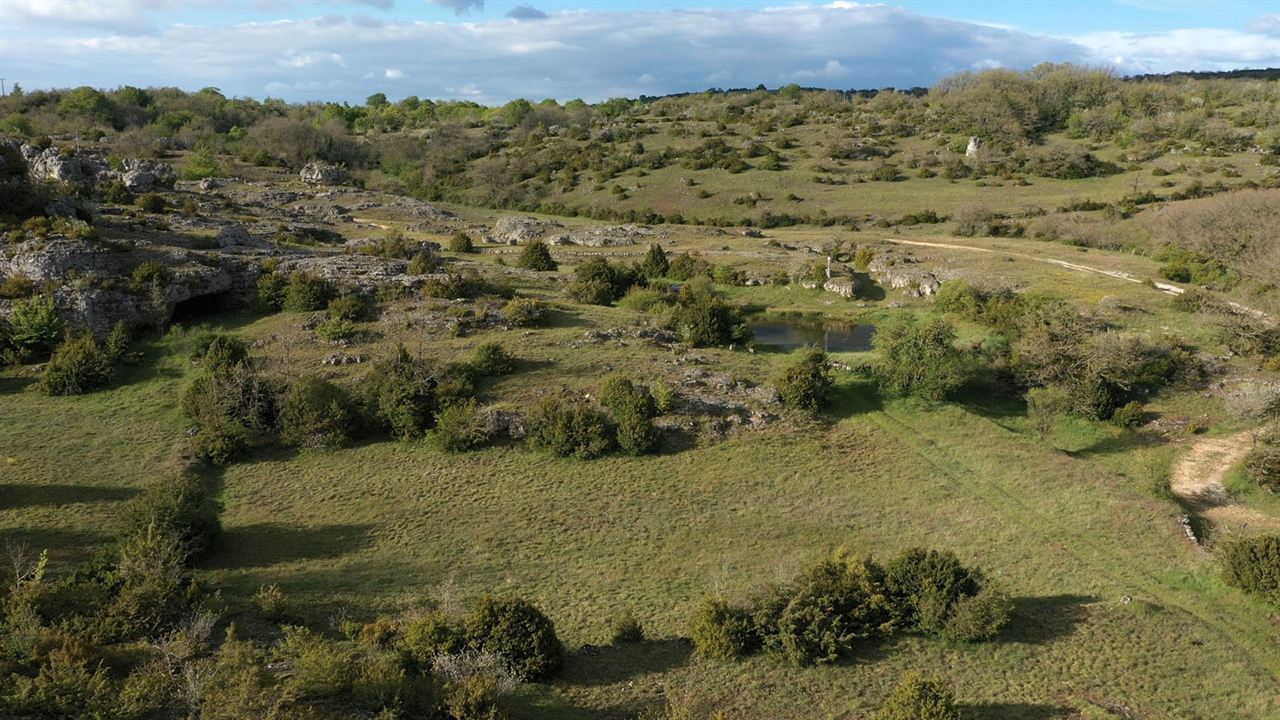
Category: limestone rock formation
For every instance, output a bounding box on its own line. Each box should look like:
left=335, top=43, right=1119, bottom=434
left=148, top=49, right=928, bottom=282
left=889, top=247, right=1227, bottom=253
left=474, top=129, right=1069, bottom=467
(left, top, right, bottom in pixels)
left=300, top=161, right=349, bottom=186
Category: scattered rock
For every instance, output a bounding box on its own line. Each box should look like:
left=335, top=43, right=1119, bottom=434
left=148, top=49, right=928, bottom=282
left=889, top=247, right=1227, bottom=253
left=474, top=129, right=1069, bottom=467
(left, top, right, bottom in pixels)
left=300, top=161, right=349, bottom=186
left=322, top=353, right=366, bottom=366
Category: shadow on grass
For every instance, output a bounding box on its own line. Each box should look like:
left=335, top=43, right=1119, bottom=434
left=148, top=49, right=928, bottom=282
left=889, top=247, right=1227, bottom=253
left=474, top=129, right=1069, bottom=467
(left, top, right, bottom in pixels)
left=0, top=527, right=110, bottom=561
left=203, top=522, right=376, bottom=569
left=960, top=702, right=1075, bottom=720
left=1004, top=594, right=1096, bottom=645
left=559, top=638, right=692, bottom=688
left=826, top=376, right=883, bottom=417
left=1065, top=430, right=1163, bottom=459
left=506, top=691, right=659, bottom=720
left=0, top=373, right=35, bottom=395
left=0, top=483, right=139, bottom=511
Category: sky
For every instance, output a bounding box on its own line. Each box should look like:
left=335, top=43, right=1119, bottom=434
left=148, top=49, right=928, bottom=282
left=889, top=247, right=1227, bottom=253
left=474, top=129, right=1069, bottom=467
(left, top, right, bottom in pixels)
left=0, top=0, right=1277, bottom=104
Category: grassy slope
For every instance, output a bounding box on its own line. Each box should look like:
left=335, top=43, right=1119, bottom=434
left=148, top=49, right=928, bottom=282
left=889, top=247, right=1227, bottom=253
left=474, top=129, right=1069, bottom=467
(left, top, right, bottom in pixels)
left=3, top=232, right=1278, bottom=719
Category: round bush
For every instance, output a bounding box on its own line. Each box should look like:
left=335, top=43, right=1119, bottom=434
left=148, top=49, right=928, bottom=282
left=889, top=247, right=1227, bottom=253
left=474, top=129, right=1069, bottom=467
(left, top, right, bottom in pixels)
left=502, top=297, right=550, bottom=327
left=774, top=558, right=894, bottom=667
left=874, top=673, right=960, bottom=720
left=278, top=375, right=354, bottom=450
left=449, top=231, right=475, bottom=254
left=1219, top=534, right=1280, bottom=605
left=884, top=548, right=982, bottom=635
left=525, top=397, right=616, bottom=459
left=191, top=419, right=251, bottom=465
left=1111, top=401, right=1145, bottom=428
left=471, top=342, right=516, bottom=376
left=517, top=240, right=557, bottom=272
left=688, top=597, right=757, bottom=661
left=8, top=295, right=63, bottom=358
left=396, top=611, right=463, bottom=672
left=38, top=334, right=113, bottom=396
left=464, top=596, right=562, bottom=681
left=429, top=400, right=488, bottom=453
left=282, top=271, right=335, bottom=312
left=774, top=349, right=833, bottom=412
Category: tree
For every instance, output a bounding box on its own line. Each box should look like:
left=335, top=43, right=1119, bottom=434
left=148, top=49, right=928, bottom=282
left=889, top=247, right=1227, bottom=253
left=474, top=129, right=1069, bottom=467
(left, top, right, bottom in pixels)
left=668, top=278, right=751, bottom=348
left=278, top=376, right=354, bottom=450
left=775, top=349, right=833, bottom=412
left=464, top=596, right=563, bottom=681
left=874, top=673, right=960, bottom=720
left=518, top=240, right=557, bottom=271
left=874, top=315, right=971, bottom=400
left=641, top=243, right=669, bottom=278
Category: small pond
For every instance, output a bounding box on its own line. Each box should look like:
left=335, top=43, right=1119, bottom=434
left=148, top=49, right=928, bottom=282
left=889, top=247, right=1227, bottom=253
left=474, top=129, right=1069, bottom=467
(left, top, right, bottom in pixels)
left=749, top=317, right=876, bottom=352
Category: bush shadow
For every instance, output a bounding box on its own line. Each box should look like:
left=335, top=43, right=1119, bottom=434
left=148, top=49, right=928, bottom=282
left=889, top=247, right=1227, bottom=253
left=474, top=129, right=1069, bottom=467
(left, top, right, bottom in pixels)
left=1003, top=594, right=1096, bottom=645
left=559, top=638, right=693, bottom=688
left=202, top=522, right=376, bottom=569
left=0, top=373, right=35, bottom=395
left=960, top=702, right=1076, bottom=720
left=0, top=483, right=139, bottom=511
left=825, top=376, right=884, bottom=417
left=0, top=527, right=110, bottom=562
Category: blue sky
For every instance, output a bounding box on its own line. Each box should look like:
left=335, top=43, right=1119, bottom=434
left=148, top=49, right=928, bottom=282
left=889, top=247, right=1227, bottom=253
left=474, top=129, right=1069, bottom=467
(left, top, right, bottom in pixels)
left=1, top=1, right=1277, bottom=103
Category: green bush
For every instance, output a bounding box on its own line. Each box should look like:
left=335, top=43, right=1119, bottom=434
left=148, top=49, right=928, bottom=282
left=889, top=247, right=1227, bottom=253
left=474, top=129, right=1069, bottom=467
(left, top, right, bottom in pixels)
left=567, top=257, right=640, bottom=306
left=407, top=250, right=440, bottom=275
left=667, top=252, right=713, bottom=281
left=618, top=286, right=672, bottom=313
left=180, top=146, right=222, bottom=181
left=874, top=315, right=971, bottom=401
left=688, top=597, right=757, bottom=660
left=429, top=400, right=488, bottom=453
left=37, top=334, right=113, bottom=395
left=883, top=548, right=982, bottom=635
left=1245, top=438, right=1280, bottom=492
left=775, top=349, right=833, bottom=412
left=191, top=418, right=252, bottom=465
left=362, top=346, right=441, bottom=440
left=315, top=318, right=357, bottom=341
left=255, top=271, right=287, bottom=312
left=135, top=192, right=167, bottom=213
left=599, top=376, right=659, bottom=455
left=273, top=626, right=356, bottom=699
left=464, top=596, right=563, bottom=681
left=129, top=260, right=171, bottom=293
left=641, top=243, right=669, bottom=278
left=525, top=396, right=616, bottom=459
left=0, top=273, right=36, bottom=299
left=1111, top=400, right=1146, bottom=428
left=278, top=375, right=354, bottom=450
left=192, top=332, right=249, bottom=375
left=874, top=673, right=960, bottom=720
left=282, top=271, right=335, bottom=312
left=772, top=557, right=894, bottom=666
left=104, top=321, right=133, bottom=365
left=667, top=278, right=752, bottom=348
left=450, top=231, right=475, bottom=254
left=119, top=469, right=221, bottom=559
left=940, top=585, right=1012, bottom=643
left=397, top=611, right=463, bottom=672
left=327, top=294, right=367, bottom=322
left=444, top=674, right=505, bottom=720
left=609, top=612, right=645, bottom=644
left=181, top=364, right=279, bottom=442
left=502, top=297, right=550, bottom=327
left=1219, top=534, right=1280, bottom=605
left=517, top=240, right=558, bottom=271
left=471, top=342, right=516, bottom=376
left=8, top=295, right=63, bottom=358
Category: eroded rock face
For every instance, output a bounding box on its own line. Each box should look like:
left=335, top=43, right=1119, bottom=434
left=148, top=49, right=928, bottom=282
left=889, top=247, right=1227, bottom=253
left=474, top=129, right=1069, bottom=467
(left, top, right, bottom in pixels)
left=548, top=224, right=658, bottom=247
left=300, top=162, right=349, bottom=186
left=119, top=159, right=175, bottom=192
left=485, top=216, right=563, bottom=245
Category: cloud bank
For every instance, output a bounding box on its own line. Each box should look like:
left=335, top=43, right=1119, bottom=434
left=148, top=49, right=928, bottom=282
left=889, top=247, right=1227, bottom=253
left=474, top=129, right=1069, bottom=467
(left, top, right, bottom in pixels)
left=3, top=3, right=1276, bottom=103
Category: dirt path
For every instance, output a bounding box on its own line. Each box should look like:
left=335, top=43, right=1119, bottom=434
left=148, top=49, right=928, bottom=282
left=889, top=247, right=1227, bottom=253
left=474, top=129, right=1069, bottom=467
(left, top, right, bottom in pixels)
left=1170, top=431, right=1280, bottom=533
left=884, top=237, right=1274, bottom=322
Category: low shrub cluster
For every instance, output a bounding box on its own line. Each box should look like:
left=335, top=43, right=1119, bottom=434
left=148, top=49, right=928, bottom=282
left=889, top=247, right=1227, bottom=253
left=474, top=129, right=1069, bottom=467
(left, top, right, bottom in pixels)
left=36, top=321, right=135, bottom=396
left=525, top=395, right=617, bottom=459
left=516, top=240, right=557, bottom=271
left=774, top=349, right=833, bottom=412
left=874, top=315, right=973, bottom=401
left=501, top=297, right=550, bottom=327
left=663, top=278, right=752, bottom=348
left=567, top=256, right=643, bottom=306
left=690, top=549, right=1009, bottom=667
left=1245, top=433, right=1280, bottom=492
left=1219, top=535, right=1280, bottom=606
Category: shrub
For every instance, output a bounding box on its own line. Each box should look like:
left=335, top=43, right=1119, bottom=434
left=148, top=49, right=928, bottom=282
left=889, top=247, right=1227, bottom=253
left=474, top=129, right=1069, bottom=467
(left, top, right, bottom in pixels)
left=1025, top=385, right=1069, bottom=438
left=1112, top=400, right=1146, bottom=428
left=874, top=673, right=960, bottom=720
left=641, top=243, right=669, bottom=278
left=407, top=250, right=440, bottom=275
left=180, top=147, right=221, bottom=181
left=274, top=626, right=356, bottom=699
left=517, top=240, right=557, bottom=271
left=609, top=613, right=645, bottom=644
left=667, top=252, right=714, bottom=281
left=773, top=557, right=895, bottom=666
left=8, top=295, right=63, bottom=358
left=614, top=408, right=659, bottom=456
left=775, top=349, right=833, bottom=412
left=181, top=363, right=279, bottom=438
left=362, top=346, right=442, bottom=440
left=397, top=611, right=463, bottom=672
left=502, top=297, right=550, bottom=327
left=120, top=470, right=221, bottom=559
left=255, top=271, right=287, bottom=312
left=883, top=548, right=982, bottom=635
left=450, top=231, right=475, bottom=254
left=464, top=596, right=563, bottom=681
left=104, top=321, right=133, bottom=365
left=618, top=286, right=671, bottom=313
left=190, top=333, right=248, bottom=376
left=443, top=674, right=505, bottom=720
left=429, top=400, right=488, bottom=453
left=37, top=334, right=113, bottom=395
left=283, top=271, right=335, bottom=312
left=1219, top=535, right=1280, bottom=605
left=874, top=315, right=971, bottom=401
left=688, top=598, right=757, bottom=661
left=471, top=342, right=516, bottom=376
left=667, top=278, right=752, bottom=348
left=278, top=375, right=354, bottom=450
left=1245, top=439, right=1280, bottom=492
left=940, top=585, right=1012, bottom=643
left=651, top=381, right=675, bottom=413
left=136, top=192, right=167, bottom=213
left=314, top=317, right=357, bottom=341
left=327, top=294, right=367, bottom=322
left=567, top=257, right=640, bottom=306
left=0, top=273, right=36, bottom=299
left=129, top=260, right=171, bottom=292
left=525, top=396, right=616, bottom=459
left=191, top=419, right=251, bottom=465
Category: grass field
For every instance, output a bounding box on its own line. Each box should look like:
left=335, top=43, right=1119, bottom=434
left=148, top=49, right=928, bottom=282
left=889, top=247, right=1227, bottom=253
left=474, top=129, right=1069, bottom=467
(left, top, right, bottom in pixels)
left=4, top=228, right=1279, bottom=719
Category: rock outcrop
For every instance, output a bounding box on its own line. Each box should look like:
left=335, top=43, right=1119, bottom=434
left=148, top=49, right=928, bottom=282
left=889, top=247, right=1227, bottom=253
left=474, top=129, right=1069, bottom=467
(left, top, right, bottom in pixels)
left=300, top=162, right=349, bottom=186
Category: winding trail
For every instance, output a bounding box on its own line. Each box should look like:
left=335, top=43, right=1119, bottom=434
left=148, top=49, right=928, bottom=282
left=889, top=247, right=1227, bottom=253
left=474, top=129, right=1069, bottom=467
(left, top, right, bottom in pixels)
left=884, top=237, right=1274, bottom=322
left=1170, top=431, right=1280, bottom=533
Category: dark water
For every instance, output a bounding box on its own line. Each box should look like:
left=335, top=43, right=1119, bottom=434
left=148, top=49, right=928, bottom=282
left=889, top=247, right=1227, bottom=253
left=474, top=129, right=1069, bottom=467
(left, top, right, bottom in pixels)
left=749, top=318, right=876, bottom=352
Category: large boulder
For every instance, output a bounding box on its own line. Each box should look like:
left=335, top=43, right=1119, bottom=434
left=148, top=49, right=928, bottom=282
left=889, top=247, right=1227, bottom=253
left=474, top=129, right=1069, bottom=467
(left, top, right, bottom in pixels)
left=485, top=216, right=563, bottom=245
left=119, top=158, right=175, bottom=192
left=300, top=161, right=349, bottom=186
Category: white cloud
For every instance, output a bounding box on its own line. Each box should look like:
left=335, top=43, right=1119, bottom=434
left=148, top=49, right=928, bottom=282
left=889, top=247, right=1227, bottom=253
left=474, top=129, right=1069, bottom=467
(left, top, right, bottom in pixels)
left=1, top=4, right=1275, bottom=103
left=1249, top=14, right=1279, bottom=35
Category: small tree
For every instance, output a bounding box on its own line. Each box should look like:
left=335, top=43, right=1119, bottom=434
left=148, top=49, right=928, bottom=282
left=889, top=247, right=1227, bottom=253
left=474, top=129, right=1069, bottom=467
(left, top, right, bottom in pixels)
left=464, top=596, right=563, bottom=681
left=282, top=271, right=334, bottom=312
left=8, top=295, right=63, bottom=358
left=449, top=231, right=475, bottom=254
left=38, top=333, right=113, bottom=396
left=278, top=375, right=354, bottom=450
left=641, top=243, right=669, bottom=278
left=1219, top=534, right=1280, bottom=606
left=874, top=314, right=970, bottom=401
left=517, top=240, right=557, bottom=271
left=775, top=349, right=833, bottom=412
left=874, top=673, right=960, bottom=720
left=1025, top=385, right=1069, bottom=439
